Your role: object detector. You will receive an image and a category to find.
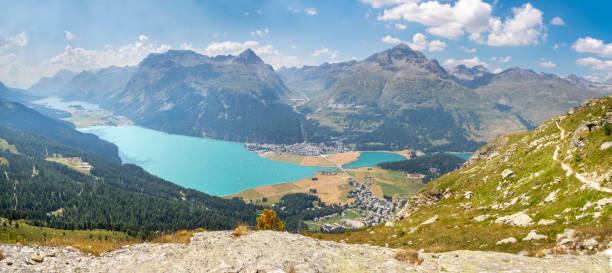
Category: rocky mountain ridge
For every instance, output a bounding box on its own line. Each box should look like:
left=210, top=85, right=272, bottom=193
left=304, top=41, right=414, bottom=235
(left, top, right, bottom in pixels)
left=22, top=45, right=611, bottom=151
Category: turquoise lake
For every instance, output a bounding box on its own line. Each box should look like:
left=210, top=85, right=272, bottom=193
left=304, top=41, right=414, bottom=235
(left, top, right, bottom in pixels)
left=342, top=152, right=406, bottom=169
left=79, top=125, right=405, bottom=196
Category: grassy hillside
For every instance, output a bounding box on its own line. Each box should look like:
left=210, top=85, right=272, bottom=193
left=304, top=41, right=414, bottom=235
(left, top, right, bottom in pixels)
left=314, top=96, right=612, bottom=256
left=0, top=100, right=121, bottom=162
left=0, top=124, right=260, bottom=237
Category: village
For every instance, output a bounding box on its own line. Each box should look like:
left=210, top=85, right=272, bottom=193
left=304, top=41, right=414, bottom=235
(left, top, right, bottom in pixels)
left=318, top=179, right=406, bottom=232
left=244, top=140, right=350, bottom=157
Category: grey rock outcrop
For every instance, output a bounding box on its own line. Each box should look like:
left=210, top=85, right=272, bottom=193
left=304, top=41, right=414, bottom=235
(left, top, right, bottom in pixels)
left=1, top=231, right=611, bottom=272
left=495, top=211, right=534, bottom=227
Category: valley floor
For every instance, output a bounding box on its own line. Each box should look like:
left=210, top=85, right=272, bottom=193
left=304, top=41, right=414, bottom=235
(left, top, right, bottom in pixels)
left=1, top=231, right=610, bottom=273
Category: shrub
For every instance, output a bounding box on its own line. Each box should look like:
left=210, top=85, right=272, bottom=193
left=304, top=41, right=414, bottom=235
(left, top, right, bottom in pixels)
left=393, top=249, right=423, bottom=265
left=232, top=223, right=249, bottom=238
left=604, top=123, right=611, bottom=136
left=256, top=209, right=285, bottom=231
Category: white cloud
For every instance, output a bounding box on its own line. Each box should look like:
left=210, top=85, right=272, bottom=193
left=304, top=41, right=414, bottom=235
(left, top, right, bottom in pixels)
left=460, top=46, right=476, bottom=53
left=486, top=3, right=543, bottom=46
left=361, top=0, right=416, bottom=9
left=250, top=28, right=269, bottom=37
left=382, top=35, right=403, bottom=44
left=381, top=33, right=446, bottom=52
left=498, top=56, right=511, bottom=63
left=539, top=60, right=556, bottom=68
left=576, top=57, right=612, bottom=71
left=572, top=37, right=612, bottom=57
left=312, top=47, right=339, bottom=59
left=394, top=23, right=407, bottom=30
left=64, top=30, right=76, bottom=41
left=583, top=75, right=599, bottom=82
left=289, top=7, right=318, bottom=15
left=0, top=35, right=171, bottom=88
left=443, top=57, right=488, bottom=68
left=1, top=32, right=28, bottom=50
left=378, top=0, right=492, bottom=40
left=553, top=44, right=558, bottom=50
left=550, top=16, right=565, bottom=26
left=372, top=0, right=544, bottom=46
left=304, top=8, right=318, bottom=15
left=183, top=40, right=304, bottom=68
left=428, top=40, right=446, bottom=52
left=493, top=68, right=503, bottom=73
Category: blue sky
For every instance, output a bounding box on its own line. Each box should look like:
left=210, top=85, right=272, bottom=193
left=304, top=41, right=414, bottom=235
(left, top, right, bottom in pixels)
left=0, top=0, right=610, bottom=88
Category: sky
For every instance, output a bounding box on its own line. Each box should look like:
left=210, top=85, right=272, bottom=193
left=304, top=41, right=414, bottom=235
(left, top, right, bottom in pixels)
left=0, top=0, right=611, bottom=88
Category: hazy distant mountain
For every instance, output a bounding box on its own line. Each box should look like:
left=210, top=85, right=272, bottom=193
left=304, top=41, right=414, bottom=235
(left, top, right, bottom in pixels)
left=564, top=74, right=612, bottom=95
left=447, top=65, right=494, bottom=89
left=28, top=69, right=75, bottom=97
left=109, top=49, right=318, bottom=144
left=60, top=66, right=136, bottom=101
left=0, top=81, right=28, bottom=102
left=0, top=100, right=120, bottom=162
left=475, top=67, right=601, bottom=126
left=277, top=61, right=357, bottom=98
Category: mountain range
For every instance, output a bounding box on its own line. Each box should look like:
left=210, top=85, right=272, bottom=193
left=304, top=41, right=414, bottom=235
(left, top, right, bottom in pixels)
left=20, top=44, right=612, bottom=152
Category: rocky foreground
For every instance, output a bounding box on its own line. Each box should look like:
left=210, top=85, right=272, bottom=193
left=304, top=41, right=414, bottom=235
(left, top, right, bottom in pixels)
left=1, top=231, right=611, bottom=272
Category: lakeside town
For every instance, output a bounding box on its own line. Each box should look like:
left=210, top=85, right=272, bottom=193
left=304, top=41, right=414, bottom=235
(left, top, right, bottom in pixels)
left=244, top=140, right=351, bottom=157
left=318, top=179, right=406, bottom=232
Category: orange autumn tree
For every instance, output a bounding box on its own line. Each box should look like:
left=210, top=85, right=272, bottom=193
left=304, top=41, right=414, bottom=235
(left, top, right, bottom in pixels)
left=256, top=209, right=285, bottom=231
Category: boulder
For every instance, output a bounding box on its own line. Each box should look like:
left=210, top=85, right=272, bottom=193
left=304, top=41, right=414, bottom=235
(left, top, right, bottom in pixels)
left=30, top=255, right=44, bottom=263
left=599, top=141, right=612, bottom=150
left=582, top=238, right=598, bottom=250
left=523, top=230, right=547, bottom=241
left=542, top=190, right=559, bottom=204
left=495, top=212, right=534, bottom=227
left=464, top=191, right=474, bottom=199
left=595, top=198, right=612, bottom=209
left=537, top=219, right=556, bottom=226
left=556, top=229, right=577, bottom=245
left=420, top=215, right=438, bottom=225
left=501, top=169, right=515, bottom=178
left=472, top=214, right=491, bottom=222
left=496, top=237, right=517, bottom=245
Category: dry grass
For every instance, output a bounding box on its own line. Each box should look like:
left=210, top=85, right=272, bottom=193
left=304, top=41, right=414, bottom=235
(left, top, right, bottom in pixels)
left=394, top=249, right=423, bottom=265
left=232, top=224, right=249, bottom=238
left=327, top=152, right=360, bottom=166
left=151, top=229, right=203, bottom=245
left=286, top=265, right=297, bottom=273
left=44, top=237, right=137, bottom=256
left=0, top=249, right=3, bottom=261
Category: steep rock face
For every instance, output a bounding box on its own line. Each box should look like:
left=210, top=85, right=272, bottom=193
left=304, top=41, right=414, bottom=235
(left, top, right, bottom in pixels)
left=297, top=44, right=513, bottom=151
left=110, top=49, right=310, bottom=144
left=447, top=65, right=494, bottom=89
left=1, top=231, right=610, bottom=272
left=475, top=67, right=601, bottom=126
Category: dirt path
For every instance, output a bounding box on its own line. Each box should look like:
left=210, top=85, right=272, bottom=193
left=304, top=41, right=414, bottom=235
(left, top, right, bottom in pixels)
left=554, top=121, right=612, bottom=193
